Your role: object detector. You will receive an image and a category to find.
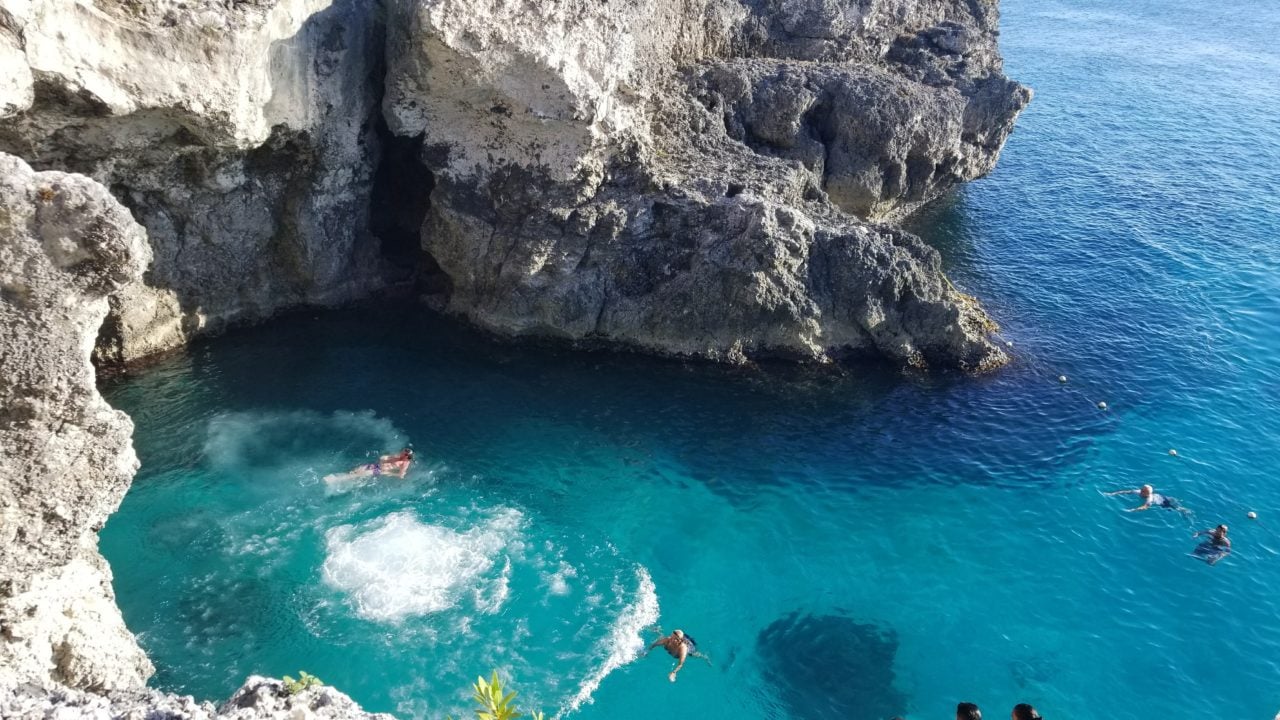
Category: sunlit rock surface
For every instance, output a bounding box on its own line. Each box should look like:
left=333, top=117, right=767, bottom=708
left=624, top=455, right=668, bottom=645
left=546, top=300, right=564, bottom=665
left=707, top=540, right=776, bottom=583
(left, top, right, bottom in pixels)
left=385, top=0, right=1026, bottom=368
left=0, top=153, right=152, bottom=690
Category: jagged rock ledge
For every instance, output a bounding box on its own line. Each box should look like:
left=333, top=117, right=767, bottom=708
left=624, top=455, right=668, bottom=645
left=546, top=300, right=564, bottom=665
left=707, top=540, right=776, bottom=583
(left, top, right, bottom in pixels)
left=1, top=676, right=393, bottom=720
left=1, top=0, right=1027, bottom=371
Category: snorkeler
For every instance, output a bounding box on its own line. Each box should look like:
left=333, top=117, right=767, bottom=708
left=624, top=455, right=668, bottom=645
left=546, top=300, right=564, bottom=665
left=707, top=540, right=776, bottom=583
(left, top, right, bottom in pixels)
left=1191, top=524, right=1231, bottom=565
left=644, top=629, right=708, bottom=682
left=1104, top=484, right=1189, bottom=514
left=324, top=447, right=414, bottom=484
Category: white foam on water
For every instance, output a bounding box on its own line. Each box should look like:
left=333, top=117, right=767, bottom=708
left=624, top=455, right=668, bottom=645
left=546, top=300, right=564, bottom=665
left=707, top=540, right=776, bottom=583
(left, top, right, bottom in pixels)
left=322, top=509, right=523, bottom=623
left=561, top=566, right=660, bottom=715
left=544, top=561, right=578, bottom=597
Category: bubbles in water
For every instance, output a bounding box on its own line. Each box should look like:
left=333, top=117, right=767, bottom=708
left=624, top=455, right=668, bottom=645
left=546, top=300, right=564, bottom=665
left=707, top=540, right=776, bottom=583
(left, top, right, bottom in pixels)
left=543, top=561, right=578, bottom=597
left=321, top=509, right=524, bottom=623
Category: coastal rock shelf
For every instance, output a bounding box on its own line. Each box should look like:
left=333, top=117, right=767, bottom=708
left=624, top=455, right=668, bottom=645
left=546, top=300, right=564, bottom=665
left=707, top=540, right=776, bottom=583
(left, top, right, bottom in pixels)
left=0, top=0, right=1026, bottom=369
left=0, top=0, right=1026, bottom=715
left=387, top=0, right=1028, bottom=368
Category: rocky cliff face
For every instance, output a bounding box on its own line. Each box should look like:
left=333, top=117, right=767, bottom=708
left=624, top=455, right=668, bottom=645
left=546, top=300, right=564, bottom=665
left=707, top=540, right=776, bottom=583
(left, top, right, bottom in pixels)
left=0, top=0, right=388, bottom=362
left=1, top=0, right=1024, bottom=370
left=386, top=0, right=1028, bottom=368
left=0, top=153, right=152, bottom=691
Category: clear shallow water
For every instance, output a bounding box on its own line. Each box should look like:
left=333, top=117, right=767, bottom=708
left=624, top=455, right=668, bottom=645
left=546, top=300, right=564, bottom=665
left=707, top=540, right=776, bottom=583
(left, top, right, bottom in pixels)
left=100, top=1, right=1280, bottom=718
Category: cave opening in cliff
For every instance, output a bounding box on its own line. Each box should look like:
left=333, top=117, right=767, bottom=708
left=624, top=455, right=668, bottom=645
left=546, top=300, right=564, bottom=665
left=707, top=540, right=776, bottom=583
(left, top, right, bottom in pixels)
left=369, top=118, right=448, bottom=299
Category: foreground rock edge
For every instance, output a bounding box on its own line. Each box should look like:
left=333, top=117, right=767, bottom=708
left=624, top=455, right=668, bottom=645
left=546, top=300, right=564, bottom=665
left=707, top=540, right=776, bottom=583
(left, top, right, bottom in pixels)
left=0, top=676, right=394, bottom=720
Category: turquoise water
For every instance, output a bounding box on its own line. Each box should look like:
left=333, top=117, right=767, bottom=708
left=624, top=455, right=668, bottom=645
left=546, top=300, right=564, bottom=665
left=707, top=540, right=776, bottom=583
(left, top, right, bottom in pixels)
left=100, top=1, right=1280, bottom=718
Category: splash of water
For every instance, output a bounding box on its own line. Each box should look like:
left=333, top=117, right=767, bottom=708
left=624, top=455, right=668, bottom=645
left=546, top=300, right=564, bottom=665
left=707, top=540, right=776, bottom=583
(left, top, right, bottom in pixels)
left=321, top=509, right=523, bottom=622
left=561, top=566, right=660, bottom=715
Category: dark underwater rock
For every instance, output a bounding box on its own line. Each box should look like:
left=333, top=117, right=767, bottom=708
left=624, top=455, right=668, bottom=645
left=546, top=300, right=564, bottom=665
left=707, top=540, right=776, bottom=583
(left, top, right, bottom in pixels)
left=757, top=611, right=909, bottom=720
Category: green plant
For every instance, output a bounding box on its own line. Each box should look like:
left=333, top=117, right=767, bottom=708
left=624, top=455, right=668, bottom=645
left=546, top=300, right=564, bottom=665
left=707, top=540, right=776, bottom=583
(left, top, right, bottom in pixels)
left=281, top=670, right=324, bottom=695
left=449, top=672, right=544, bottom=720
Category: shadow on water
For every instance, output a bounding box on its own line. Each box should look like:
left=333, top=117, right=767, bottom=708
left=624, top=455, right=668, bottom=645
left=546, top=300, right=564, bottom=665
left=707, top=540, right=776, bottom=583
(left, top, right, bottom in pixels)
left=902, top=192, right=985, bottom=283
left=757, top=612, right=907, bottom=720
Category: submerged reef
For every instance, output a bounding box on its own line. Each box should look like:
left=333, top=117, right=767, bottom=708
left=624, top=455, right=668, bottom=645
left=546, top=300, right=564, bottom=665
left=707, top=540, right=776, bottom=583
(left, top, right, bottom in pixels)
left=0, top=0, right=1026, bottom=715
left=758, top=612, right=908, bottom=720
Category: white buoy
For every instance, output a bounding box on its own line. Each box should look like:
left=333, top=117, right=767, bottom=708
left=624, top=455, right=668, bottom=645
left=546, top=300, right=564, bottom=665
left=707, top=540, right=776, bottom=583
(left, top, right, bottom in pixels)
left=1168, top=449, right=1178, bottom=456
left=1005, top=340, right=1014, bottom=347
left=1248, top=511, right=1258, bottom=520
left=1058, top=375, right=1068, bottom=383
left=1097, top=401, right=1108, bottom=410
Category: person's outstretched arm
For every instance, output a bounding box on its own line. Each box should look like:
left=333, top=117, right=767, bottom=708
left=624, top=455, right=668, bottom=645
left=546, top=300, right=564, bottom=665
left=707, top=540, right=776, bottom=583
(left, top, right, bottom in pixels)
left=1125, top=500, right=1152, bottom=512
left=668, top=645, right=688, bottom=682
left=1105, top=489, right=1137, bottom=496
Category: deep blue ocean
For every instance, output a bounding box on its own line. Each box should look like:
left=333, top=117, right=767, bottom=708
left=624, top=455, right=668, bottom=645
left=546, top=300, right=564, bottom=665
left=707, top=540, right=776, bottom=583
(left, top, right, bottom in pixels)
left=100, top=1, right=1280, bottom=718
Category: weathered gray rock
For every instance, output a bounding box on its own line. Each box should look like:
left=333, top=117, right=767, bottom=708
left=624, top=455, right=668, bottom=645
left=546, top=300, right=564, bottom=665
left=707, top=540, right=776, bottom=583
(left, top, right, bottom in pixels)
left=0, top=152, right=153, bottom=690
left=694, top=58, right=1030, bottom=220
left=0, top=676, right=395, bottom=720
left=0, top=0, right=388, bottom=362
left=385, top=0, right=1025, bottom=368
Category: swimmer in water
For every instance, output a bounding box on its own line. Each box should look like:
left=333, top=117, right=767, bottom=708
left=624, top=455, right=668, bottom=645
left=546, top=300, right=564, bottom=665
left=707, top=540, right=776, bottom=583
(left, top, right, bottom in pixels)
left=1105, top=484, right=1189, bottom=514
left=326, top=447, right=414, bottom=483
left=644, top=629, right=708, bottom=682
left=1192, top=524, right=1231, bottom=565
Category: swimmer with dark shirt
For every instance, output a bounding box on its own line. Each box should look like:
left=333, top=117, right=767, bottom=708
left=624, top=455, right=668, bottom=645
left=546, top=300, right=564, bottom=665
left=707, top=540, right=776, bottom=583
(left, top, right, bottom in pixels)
left=1105, top=484, right=1189, bottom=514
left=644, top=629, right=709, bottom=682
left=1192, top=524, right=1231, bottom=565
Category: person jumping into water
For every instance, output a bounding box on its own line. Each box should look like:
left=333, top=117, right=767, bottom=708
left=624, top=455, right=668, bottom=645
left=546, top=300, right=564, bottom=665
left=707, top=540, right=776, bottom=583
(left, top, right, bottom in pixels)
left=644, top=629, right=707, bottom=683
left=1192, top=524, right=1231, bottom=565
left=1105, top=484, right=1189, bottom=514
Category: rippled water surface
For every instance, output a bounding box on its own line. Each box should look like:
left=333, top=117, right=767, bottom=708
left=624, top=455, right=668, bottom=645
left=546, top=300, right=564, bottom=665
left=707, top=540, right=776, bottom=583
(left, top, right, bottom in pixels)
left=101, top=1, right=1280, bottom=718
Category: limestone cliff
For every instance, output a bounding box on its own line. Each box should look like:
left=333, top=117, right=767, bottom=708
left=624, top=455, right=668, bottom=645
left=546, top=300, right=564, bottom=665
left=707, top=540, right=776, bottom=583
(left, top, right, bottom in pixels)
left=0, top=153, right=152, bottom=690
left=385, top=0, right=1028, bottom=368
left=0, top=0, right=388, bottom=362
left=1, top=0, right=1025, bottom=370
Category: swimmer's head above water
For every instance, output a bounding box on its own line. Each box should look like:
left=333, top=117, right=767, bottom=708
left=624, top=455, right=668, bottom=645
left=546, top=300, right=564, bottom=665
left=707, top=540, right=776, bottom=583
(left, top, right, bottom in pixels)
left=1140, top=484, right=1154, bottom=497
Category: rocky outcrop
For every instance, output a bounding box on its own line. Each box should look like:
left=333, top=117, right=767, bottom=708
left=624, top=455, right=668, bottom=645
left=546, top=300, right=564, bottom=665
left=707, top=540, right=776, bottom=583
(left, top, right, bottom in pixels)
left=0, top=151, right=394, bottom=717
left=1, top=675, right=395, bottom=720
left=0, top=0, right=388, bottom=362
left=0, top=153, right=152, bottom=690
left=1, top=0, right=1025, bottom=369
left=385, top=0, right=1027, bottom=368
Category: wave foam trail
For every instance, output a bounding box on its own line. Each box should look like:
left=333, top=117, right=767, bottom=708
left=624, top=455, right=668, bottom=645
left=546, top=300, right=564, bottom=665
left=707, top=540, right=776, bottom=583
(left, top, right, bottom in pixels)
left=562, top=566, right=659, bottom=715
left=204, top=409, right=404, bottom=473
left=322, top=509, right=523, bottom=622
